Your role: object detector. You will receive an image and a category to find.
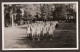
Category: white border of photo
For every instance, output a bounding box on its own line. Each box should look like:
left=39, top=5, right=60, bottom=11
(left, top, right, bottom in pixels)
left=2, top=2, right=79, bottom=50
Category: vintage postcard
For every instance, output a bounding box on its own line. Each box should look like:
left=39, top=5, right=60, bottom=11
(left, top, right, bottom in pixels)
left=2, top=2, right=78, bottom=50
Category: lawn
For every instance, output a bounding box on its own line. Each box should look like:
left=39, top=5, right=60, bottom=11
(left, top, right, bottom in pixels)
left=17, top=23, right=76, bottom=48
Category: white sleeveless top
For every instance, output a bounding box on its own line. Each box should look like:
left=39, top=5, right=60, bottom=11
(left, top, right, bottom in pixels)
left=27, top=26, right=31, bottom=34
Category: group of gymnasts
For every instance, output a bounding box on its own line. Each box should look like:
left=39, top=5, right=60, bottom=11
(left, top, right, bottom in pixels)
left=26, top=21, right=58, bottom=40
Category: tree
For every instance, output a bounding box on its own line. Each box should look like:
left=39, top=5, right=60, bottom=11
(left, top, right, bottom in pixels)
left=52, top=4, right=67, bottom=21
left=40, top=4, right=53, bottom=21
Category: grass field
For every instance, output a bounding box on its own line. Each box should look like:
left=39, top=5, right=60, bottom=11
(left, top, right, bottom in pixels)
left=16, top=23, right=76, bottom=48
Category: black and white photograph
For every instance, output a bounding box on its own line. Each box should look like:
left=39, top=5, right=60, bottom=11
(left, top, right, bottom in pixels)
left=2, top=2, right=78, bottom=50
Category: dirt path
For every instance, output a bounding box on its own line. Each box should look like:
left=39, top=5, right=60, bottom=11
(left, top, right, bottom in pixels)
left=4, top=26, right=31, bottom=48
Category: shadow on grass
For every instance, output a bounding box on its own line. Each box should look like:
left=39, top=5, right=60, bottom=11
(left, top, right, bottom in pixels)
left=16, top=30, right=76, bottom=48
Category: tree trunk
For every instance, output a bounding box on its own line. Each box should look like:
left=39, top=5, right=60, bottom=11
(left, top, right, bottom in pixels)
left=10, top=10, right=14, bottom=26
left=12, top=14, right=14, bottom=26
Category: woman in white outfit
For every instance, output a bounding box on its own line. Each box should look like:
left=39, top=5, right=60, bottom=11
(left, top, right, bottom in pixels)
left=31, top=24, right=36, bottom=37
left=43, top=23, right=47, bottom=39
left=26, top=24, right=31, bottom=37
left=52, top=23, right=56, bottom=37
